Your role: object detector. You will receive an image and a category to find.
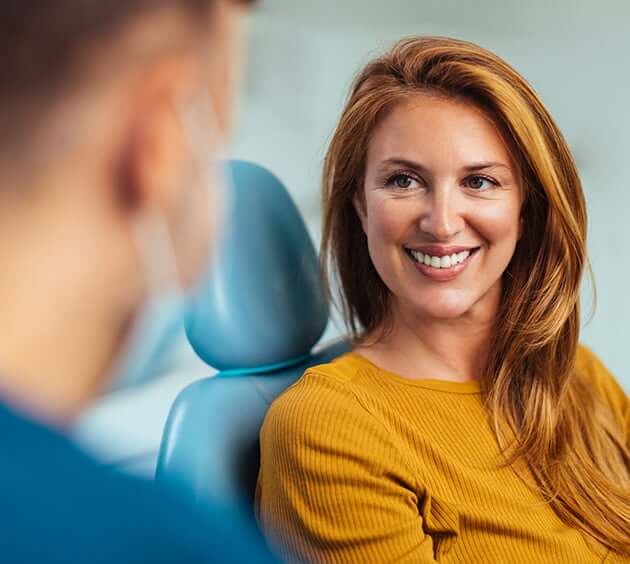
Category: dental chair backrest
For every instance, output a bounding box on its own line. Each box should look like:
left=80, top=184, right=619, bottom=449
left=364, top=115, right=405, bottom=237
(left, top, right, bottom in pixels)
left=155, top=160, right=349, bottom=516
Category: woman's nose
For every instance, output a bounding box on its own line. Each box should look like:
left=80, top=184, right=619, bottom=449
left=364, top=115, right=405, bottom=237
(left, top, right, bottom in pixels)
left=418, top=186, right=465, bottom=241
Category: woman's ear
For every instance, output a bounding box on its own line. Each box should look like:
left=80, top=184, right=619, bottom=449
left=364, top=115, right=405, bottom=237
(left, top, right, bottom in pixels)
left=353, top=191, right=368, bottom=235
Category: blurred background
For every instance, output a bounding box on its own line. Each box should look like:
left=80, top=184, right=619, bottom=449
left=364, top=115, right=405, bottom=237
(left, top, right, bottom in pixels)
left=74, top=0, right=630, bottom=476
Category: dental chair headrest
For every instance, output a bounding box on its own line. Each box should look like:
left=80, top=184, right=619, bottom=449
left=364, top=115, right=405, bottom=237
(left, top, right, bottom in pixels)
left=185, top=160, right=329, bottom=373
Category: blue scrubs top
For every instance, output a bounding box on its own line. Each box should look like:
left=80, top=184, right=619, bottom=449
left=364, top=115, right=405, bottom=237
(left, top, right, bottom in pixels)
left=0, top=400, right=276, bottom=563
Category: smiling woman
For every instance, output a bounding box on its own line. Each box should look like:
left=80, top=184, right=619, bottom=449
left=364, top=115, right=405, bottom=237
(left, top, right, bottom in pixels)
left=256, top=37, right=630, bottom=562
left=357, top=95, right=522, bottom=321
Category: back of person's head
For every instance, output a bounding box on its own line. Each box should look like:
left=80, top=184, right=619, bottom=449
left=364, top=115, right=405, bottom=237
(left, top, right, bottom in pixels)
left=1, top=0, right=251, bottom=176
left=0, top=0, right=252, bottom=420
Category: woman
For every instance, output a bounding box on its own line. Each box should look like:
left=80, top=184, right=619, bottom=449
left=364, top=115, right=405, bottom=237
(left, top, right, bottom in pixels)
left=256, top=37, right=630, bottom=562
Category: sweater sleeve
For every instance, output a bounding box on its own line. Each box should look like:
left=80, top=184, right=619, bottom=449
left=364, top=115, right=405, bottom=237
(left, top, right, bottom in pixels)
left=576, top=345, right=629, bottom=441
left=255, top=370, right=436, bottom=563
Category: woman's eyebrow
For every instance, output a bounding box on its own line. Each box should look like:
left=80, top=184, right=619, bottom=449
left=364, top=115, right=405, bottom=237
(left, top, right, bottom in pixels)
left=376, top=157, right=511, bottom=174
left=376, top=157, right=430, bottom=174
left=462, top=161, right=511, bottom=172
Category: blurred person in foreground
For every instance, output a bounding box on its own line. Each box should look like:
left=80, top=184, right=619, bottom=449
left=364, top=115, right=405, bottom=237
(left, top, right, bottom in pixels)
left=0, top=1, right=275, bottom=562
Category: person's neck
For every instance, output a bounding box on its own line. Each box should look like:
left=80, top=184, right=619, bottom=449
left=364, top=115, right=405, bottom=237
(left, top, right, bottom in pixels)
left=0, top=302, right=124, bottom=428
left=0, top=180, right=135, bottom=427
left=356, top=291, right=500, bottom=383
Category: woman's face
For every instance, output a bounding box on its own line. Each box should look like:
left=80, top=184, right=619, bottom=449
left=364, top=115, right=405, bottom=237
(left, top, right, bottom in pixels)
left=358, top=94, right=522, bottom=322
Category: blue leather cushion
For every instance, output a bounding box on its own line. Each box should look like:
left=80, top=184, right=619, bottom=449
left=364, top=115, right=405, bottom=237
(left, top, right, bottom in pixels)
left=156, top=340, right=349, bottom=510
left=156, top=161, right=348, bottom=516
left=185, top=160, right=329, bottom=371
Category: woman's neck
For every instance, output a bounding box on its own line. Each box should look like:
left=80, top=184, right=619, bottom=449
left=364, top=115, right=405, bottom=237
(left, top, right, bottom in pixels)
left=355, top=290, right=500, bottom=383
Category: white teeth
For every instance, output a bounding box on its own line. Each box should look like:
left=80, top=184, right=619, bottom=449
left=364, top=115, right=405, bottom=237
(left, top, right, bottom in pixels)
left=408, top=248, right=473, bottom=269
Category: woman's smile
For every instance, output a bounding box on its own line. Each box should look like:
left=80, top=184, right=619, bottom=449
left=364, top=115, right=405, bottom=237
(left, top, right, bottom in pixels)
left=404, top=244, right=481, bottom=282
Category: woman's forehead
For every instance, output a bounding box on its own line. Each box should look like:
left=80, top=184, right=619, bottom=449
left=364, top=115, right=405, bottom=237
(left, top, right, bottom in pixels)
left=367, top=96, right=515, bottom=173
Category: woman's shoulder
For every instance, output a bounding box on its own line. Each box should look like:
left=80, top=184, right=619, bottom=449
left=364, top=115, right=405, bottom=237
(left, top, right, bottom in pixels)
left=576, top=344, right=629, bottom=434
left=259, top=353, right=412, bottom=478
left=261, top=353, right=383, bottom=440
left=576, top=344, right=624, bottom=400
left=266, top=354, right=366, bottom=416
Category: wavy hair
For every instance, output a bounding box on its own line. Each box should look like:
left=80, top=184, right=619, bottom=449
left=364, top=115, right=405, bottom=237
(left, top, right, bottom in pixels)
left=321, top=36, right=630, bottom=555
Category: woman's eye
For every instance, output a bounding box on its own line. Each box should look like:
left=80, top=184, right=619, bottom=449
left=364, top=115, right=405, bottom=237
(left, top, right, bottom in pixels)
left=465, top=175, right=497, bottom=191
left=388, top=174, right=419, bottom=190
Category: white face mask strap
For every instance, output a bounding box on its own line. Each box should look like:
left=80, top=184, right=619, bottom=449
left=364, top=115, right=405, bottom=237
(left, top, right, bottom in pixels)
left=176, top=94, right=233, bottom=269
left=131, top=96, right=228, bottom=296
left=131, top=208, right=181, bottom=294
left=177, top=95, right=226, bottom=178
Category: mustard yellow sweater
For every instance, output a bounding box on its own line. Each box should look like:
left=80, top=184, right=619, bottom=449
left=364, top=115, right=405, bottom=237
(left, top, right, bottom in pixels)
left=256, top=345, right=630, bottom=563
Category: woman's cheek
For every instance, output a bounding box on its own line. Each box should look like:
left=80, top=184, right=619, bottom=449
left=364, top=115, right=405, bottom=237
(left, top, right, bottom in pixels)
left=367, top=197, right=416, bottom=244
left=469, top=200, right=520, bottom=248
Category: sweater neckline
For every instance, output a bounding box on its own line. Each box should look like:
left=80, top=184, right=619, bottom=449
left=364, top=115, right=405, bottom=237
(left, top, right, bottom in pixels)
left=343, top=352, right=482, bottom=395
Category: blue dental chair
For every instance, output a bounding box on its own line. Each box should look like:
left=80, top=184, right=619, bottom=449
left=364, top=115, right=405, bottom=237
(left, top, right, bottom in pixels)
left=155, top=160, right=349, bottom=519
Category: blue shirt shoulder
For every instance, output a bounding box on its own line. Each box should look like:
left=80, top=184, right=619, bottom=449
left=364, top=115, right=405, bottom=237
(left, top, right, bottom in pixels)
left=0, top=401, right=275, bottom=564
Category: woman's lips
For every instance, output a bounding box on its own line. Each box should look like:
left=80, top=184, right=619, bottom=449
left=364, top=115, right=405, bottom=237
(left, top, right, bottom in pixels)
left=405, top=246, right=480, bottom=282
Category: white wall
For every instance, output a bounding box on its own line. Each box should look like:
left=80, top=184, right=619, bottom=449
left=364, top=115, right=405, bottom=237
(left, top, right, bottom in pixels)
left=75, top=1, right=630, bottom=474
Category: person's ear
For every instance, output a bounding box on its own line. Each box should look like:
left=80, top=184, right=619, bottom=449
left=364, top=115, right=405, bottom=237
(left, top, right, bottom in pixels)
left=113, top=58, right=198, bottom=217
left=353, top=190, right=368, bottom=235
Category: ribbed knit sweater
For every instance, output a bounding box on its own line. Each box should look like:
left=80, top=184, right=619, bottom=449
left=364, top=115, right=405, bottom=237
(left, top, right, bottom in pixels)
left=256, top=345, right=629, bottom=563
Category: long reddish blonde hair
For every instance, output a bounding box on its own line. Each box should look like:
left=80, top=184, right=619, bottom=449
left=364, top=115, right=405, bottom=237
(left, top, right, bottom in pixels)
left=321, top=36, right=630, bottom=555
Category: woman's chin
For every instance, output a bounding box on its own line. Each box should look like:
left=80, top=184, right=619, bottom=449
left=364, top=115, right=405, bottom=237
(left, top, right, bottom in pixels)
left=411, top=296, right=474, bottom=321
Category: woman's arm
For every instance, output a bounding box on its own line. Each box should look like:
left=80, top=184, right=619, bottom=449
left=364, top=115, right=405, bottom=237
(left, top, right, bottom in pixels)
left=256, top=370, right=438, bottom=563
